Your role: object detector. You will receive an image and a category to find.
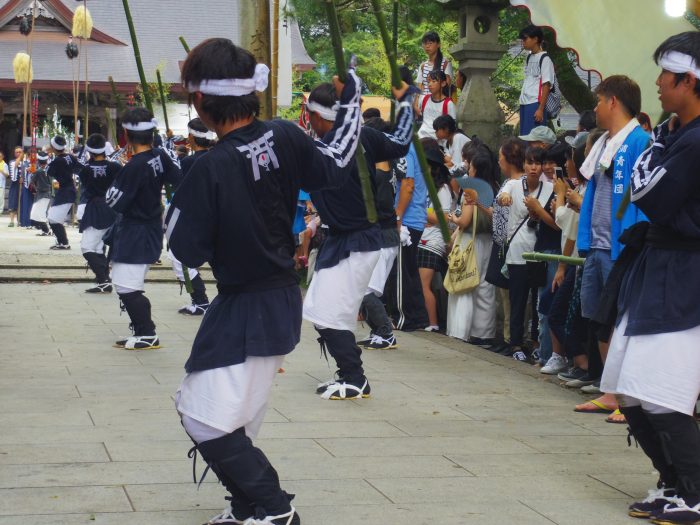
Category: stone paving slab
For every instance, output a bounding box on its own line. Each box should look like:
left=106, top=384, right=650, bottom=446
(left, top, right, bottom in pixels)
left=0, top=274, right=652, bottom=524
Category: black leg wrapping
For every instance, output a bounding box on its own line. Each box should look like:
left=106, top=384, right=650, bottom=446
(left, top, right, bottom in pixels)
left=50, top=222, right=69, bottom=245
left=647, top=411, right=700, bottom=504
left=189, top=274, right=209, bottom=305
left=619, top=405, right=677, bottom=488
left=118, top=291, right=156, bottom=336
left=197, top=428, right=293, bottom=518
left=316, top=328, right=365, bottom=385
left=83, top=252, right=110, bottom=283
left=31, top=220, right=49, bottom=233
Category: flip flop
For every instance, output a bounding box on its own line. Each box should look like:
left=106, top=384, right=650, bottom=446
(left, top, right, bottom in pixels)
left=606, top=408, right=627, bottom=424
left=574, top=399, right=616, bottom=414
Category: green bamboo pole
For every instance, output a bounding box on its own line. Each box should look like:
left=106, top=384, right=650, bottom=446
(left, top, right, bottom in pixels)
left=155, top=70, right=169, bottom=131
left=179, top=36, right=190, bottom=54
left=522, top=252, right=586, bottom=266
left=121, top=0, right=153, bottom=114
left=616, top=187, right=631, bottom=220
left=323, top=0, right=377, bottom=223
left=370, top=0, right=450, bottom=244
left=389, top=0, right=399, bottom=124
left=108, top=76, right=125, bottom=115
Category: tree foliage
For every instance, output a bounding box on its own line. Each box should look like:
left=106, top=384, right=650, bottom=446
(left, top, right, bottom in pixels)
left=289, top=0, right=457, bottom=96
left=289, top=1, right=595, bottom=115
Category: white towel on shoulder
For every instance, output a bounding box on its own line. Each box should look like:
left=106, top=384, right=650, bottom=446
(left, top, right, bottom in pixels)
left=580, top=118, right=640, bottom=180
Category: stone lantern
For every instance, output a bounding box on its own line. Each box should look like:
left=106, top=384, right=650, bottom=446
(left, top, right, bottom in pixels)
left=437, top=0, right=509, bottom=147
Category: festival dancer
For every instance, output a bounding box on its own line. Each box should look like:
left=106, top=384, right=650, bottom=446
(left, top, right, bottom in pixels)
left=303, top=80, right=413, bottom=399
left=46, top=136, right=78, bottom=249
left=600, top=32, right=700, bottom=525
left=29, top=151, right=51, bottom=235
left=106, top=109, right=181, bottom=350
left=165, top=38, right=362, bottom=525
left=78, top=134, right=121, bottom=293
left=170, top=117, right=213, bottom=315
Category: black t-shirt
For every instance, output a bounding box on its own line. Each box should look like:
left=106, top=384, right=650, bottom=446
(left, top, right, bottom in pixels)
left=534, top=191, right=561, bottom=252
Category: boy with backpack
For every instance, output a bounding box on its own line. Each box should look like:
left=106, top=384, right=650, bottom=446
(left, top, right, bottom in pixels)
left=518, top=25, right=561, bottom=134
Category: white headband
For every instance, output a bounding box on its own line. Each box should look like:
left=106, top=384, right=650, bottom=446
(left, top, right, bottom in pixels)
left=122, top=118, right=158, bottom=132
left=86, top=145, right=106, bottom=154
left=188, top=127, right=215, bottom=140
left=51, top=137, right=66, bottom=151
left=306, top=101, right=338, bottom=121
left=659, top=51, right=700, bottom=78
left=186, top=63, right=270, bottom=96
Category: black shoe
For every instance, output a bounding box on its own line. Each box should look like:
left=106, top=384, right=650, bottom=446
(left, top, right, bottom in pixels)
left=319, top=378, right=371, bottom=400
left=356, top=333, right=374, bottom=346
left=49, top=243, right=71, bottom=250
left=178, top=303, right=208, bottom=315
left=122, top=335, right=160, bottom=350
left=629, top=487, right=677, bottom=519
left=364, top=334, right=398, bottom=350
left=557, top=366, right=588, bottom=381
left=85, top=282, right=112, bottom=294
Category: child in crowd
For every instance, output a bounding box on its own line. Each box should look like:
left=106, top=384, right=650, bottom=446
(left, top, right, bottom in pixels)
left=497, top=146, right=554, bottom=361
left=416, top=70, right=457, bottom=139
left=416, top=31, right=453, bottom=95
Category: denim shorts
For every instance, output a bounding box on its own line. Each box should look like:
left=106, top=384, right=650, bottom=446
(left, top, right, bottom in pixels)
left=580, top=248, right=614, bottom=319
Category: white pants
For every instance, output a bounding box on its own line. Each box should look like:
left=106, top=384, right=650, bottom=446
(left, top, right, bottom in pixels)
left=47, top=203, right=72, bottom=224
left=446, top=233, right=496, bottom=341
left=168, top=248, right=198, bottom=282
left=367, top=246, right=399, bottom=296
left=303, top=250, right=380, bottom=331
left=81, top=227, right=107, bottom=254
left=601, top=313, right=700, bottom=416
left=77, top=203, right=86, bottom=221
left=111, top=262, right=149, bottom=294
left=30, top=197, right=50, bottom=223
left=176, top=355, right=284, bottom=441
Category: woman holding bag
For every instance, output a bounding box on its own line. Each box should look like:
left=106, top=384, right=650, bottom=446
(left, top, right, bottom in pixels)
left=446, top=151, right=498, bottom=342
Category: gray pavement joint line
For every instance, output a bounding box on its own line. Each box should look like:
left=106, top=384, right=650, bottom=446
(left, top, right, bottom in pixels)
left=87, top=410, right=96, bottom=427
left=362, top=478, right=396, bottom=504
left=516, top=500, right=558, bottom=524
left=122, top=485, right=137, bottom=512
left=311, top=439, right=338, bottom=458
left=74, top=385, right=82, bottom=398
left=57, top=348, right=63, bottom=357
left=384, top=421, right=412, bottom=437
left=102, top=442, right=114, bottom=462
left=272, top=407, right=291, bottom=423
left=567, top=418, right=606, bottom=436
left=510, top=436, right=545, bottom=453
left=441, top=455, right=477, bottom=477
left=151, top=373, right=161, bottom=385
left=587, top=473, right=637, bottom=499
left=65, top=365, right=71, bottom=376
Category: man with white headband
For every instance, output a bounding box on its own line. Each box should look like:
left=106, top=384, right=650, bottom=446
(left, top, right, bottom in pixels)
left=598, top=31, right=700, bottom=525
left=303, top=80, right=413, bottom=399
left=77, top=133, right=121, bottom=293
left=169, top=117, right=212, bottom=315
left=105, top=108, right=182, bottom=350
left=46, top=135, right=78, bottom=249
left=165, top=37, right=363, bottom=525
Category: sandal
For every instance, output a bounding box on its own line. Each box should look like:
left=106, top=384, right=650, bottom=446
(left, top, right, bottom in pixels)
left=606, top=408, right=627, bottom=424
left=574, top=399, right=616, bottom=414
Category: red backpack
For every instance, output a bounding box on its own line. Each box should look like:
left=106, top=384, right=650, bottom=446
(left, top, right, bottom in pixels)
left=421, top=95, right=451, bottom=116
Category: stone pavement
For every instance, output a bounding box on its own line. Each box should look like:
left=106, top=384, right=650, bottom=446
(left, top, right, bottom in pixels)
left=0, top=216, right=655, bottom=525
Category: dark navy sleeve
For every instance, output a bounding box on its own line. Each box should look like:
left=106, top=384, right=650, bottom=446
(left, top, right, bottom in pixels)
left=161, top=149, right=183, bottom=190
left=107, top=161, right=122, bottom=186
left=631, top=127, right=700, bottom=227
left=298, top=69, right=362, bottom=192
left=365, top=100, right=414, bottom=162
left=164, top=158, right=216, bottom=269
